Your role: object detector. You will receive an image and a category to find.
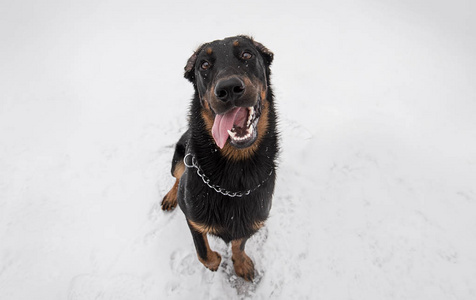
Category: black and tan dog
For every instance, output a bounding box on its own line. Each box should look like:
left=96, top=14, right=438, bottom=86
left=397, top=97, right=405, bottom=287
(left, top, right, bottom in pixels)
left=161, top=35, right=278, bottom=281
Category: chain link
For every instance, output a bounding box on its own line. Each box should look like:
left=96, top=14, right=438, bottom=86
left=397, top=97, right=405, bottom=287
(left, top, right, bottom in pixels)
left=183, top=153, right=272, bottom=198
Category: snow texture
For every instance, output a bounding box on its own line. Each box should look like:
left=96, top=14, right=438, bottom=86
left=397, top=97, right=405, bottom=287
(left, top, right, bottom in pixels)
left=1, top=0, right=476, bottom=299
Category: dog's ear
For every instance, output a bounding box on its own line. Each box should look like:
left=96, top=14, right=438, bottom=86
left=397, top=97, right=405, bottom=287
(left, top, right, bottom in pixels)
left=184, top=51, right=198, bottom=82
left=253, top=40, right=274, bottom=66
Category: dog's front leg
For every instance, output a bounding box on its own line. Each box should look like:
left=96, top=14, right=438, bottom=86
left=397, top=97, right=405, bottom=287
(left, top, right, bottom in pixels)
left=231, top=238, right=255, bottom=281
left=187, top=220, right=222, bottom=271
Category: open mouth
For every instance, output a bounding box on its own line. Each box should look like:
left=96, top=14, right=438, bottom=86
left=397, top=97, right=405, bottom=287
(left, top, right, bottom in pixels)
left=211, top=101, right=261, bottom=149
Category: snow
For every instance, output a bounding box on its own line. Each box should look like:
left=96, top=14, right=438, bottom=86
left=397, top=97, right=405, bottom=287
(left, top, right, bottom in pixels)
left=1, top=0, right=476, bottom=299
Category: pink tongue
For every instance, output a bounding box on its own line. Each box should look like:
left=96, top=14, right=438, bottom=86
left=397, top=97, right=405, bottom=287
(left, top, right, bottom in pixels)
left=212, top=107, right=244, bottom=149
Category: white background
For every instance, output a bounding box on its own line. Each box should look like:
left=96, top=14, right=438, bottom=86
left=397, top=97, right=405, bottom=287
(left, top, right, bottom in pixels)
left=1, top=0, right=475, bottom=299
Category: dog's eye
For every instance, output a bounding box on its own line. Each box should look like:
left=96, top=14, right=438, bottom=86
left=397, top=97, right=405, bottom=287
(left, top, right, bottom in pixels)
left=201, top=61, right=211, bottom=70
left=241, top=52, right=253, bottom=60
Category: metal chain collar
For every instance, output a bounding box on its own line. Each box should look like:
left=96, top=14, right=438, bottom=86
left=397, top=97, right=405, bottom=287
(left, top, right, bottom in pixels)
left=183, top=153, right=273, bottom=198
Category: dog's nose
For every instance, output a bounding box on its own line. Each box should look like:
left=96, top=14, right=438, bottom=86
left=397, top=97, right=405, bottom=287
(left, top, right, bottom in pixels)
left=214, top=77, right=245, bottom=102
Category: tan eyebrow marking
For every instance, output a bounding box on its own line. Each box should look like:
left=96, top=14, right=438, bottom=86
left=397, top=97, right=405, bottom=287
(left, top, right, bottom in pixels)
left=206, top=47, right=213, bottom=55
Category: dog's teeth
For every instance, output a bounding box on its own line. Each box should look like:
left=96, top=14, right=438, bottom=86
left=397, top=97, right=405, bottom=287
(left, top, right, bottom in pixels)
left=247, top=107, right=254, bottom=128
left=228, top=124, right=255, bottom=142
left=227, top=129, right=236, bottom=138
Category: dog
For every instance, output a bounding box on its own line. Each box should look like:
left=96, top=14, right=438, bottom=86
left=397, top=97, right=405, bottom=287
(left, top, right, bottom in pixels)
left=161, top=35, right=278, bottom=281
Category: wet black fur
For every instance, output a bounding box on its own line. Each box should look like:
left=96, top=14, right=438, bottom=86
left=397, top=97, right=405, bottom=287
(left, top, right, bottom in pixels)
left=170, top=35, right=278, bottom=248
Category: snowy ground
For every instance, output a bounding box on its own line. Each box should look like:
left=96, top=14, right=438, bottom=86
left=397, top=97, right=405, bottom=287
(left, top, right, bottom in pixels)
left=1, top=0, right=476, bottom=299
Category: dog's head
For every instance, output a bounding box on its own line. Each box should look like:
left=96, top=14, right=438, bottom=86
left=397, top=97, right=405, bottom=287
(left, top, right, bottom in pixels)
left=185, top=35, right=274, bottom=150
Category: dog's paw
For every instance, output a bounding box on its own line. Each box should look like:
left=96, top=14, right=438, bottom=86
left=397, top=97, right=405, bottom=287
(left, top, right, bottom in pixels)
left=161, top=191, right=177, bottom=211
left=199, top=251, right=222, bottom=272
left=233, top=253, right=255, bottom=282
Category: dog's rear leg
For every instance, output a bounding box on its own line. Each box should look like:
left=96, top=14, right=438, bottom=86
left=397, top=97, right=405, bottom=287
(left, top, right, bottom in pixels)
left=187, top=221, right=222, bottom=271
left=161, top=131, right=189, bottom=211
left=232, top=238, right=255, bottom=281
